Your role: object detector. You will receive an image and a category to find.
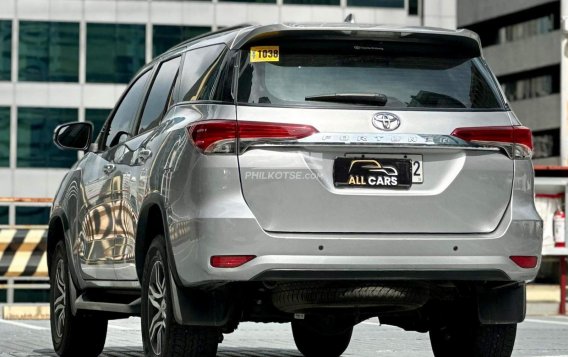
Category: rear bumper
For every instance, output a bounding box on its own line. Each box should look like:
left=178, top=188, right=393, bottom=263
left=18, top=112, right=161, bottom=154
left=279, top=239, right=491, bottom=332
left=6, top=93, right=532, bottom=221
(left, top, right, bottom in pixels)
left=169, top=215, right=543, bottom=286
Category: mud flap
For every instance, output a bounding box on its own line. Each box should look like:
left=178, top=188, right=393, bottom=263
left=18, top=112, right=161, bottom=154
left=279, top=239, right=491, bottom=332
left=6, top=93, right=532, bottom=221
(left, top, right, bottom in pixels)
left=477, top=282, right=526, bottom=324
left=169, top=274, right=234, bottom=326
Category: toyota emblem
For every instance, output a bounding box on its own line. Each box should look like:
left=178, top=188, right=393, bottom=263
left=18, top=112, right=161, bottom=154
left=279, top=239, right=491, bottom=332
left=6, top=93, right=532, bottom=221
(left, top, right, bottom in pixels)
left=372, top=112, right=401, bottom=131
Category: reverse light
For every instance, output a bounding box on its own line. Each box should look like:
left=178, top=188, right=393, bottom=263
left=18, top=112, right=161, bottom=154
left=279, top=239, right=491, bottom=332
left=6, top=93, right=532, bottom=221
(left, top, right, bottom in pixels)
left=451, top=126, right=533, bottom=159
left=510, top=255, right=538, bottom=269
left=210, top=255, right=256, bottom=268
left=187, top=120, right=318, bottom=154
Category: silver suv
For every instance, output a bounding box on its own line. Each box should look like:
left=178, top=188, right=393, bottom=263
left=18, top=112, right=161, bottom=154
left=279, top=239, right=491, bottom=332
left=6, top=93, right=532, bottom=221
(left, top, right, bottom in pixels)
left=49, top=23, right=542, bottom=357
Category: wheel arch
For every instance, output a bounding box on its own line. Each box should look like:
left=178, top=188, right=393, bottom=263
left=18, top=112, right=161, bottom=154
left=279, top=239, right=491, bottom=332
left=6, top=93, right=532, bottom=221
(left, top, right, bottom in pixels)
left=47, top=210, right=86, bottom=291
left=47, top=210, right=70, bottom=277
left=135, top=193, right=181, bottom=285
left=135, top=194, right=234, bottom=327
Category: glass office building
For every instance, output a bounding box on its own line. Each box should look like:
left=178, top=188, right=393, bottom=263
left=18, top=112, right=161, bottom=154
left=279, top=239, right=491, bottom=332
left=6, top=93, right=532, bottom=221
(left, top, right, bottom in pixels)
left=0, top=0, right=455, bottom=225
left=458, top=0, right=562, bottom=163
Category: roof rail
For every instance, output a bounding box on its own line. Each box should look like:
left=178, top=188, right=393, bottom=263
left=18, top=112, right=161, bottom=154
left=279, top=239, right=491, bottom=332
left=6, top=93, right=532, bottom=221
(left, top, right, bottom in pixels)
left=170, top=23, right=257, bottom=52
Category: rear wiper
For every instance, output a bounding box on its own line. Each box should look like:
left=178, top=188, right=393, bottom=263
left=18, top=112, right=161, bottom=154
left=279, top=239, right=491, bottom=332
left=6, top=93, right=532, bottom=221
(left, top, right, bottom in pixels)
left=305, top=93, right=388, bottom=106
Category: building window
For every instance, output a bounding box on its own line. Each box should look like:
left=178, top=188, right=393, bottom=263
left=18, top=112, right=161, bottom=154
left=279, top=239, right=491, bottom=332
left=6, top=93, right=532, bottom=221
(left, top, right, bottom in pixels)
left=502, top=75, right=552, bottom=101
left=153, top=25, right=210, bottom=57
left=0, top=21, right=11, bottom=81
left=87, top=24, right=146, bottom=84
left=0, top=206, right=8, bottom=225
left=17, top=107, right=78, bottom=168
left=533, top=128, right=560, bottom=159
left=408, top=0, right=419, bottom=15
left=498, top=14, right=554, bottom=44
left=0, top=107, right=9, bottom=167
left=283, top=0, right=339, bottom=5
left=19, top=21, right=79, bottom=82
left=86, top=109, right=111, bottom=139
left=499, top=66, right=560, bottom=102
left=347, top=0, right=403, bottom=7
left=15, top=206, right=50, bottom=225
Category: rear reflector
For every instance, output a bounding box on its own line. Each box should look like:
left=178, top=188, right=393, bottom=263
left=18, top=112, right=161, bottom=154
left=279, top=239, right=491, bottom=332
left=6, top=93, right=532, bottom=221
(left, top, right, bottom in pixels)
left=210, top=255, right=256, bottom=268
left=451, top=126, right=533, bottom=159
left=187, top=120, right=318, bottom=153
left=510, top=256, right=538, bottom=269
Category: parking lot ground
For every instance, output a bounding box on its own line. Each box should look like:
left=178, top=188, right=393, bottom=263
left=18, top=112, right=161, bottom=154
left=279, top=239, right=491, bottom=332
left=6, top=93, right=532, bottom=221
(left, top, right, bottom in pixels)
left=0, top=316, right=567, bottom=356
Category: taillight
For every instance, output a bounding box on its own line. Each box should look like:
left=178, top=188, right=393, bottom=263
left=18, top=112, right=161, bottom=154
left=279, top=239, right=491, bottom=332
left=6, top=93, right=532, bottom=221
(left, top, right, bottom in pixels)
left=187, top=120, right=318, bottom=154
left=451, top=126, right=533, bottom=159
left=188, top=120, right=237, bottom=154
left=210, top=255, right=256, bottom=268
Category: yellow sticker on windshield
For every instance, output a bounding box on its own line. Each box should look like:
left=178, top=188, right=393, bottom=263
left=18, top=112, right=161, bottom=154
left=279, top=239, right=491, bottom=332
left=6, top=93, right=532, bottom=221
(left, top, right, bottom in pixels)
left=250, top=46, right=280, bottom=62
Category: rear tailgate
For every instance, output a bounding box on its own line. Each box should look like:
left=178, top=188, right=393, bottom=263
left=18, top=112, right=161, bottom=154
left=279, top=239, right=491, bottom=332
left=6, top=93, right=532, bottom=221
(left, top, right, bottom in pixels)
left=233, top=33, right=513, bottom=234
left=236, top=107, right=513, bottom=234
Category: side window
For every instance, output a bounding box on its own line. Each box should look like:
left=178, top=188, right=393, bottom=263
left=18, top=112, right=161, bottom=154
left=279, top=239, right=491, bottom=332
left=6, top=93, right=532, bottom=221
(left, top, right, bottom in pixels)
left=104, top=70, right=151, bottom=149
left=178, top=45, right=226, bottom=102
left=215, top=54, right=236, bottom=102
left=138, top=56, right=181, bottom=134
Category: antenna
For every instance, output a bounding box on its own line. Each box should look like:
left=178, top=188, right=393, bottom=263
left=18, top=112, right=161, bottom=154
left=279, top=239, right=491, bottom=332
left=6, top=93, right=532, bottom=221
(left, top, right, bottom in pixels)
left=344, top=14, right=355, bottom=23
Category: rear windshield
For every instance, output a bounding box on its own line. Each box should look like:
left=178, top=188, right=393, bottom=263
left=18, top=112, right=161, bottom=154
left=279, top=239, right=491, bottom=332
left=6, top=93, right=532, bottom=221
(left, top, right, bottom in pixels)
left=237, top=42, right=504, bottom=110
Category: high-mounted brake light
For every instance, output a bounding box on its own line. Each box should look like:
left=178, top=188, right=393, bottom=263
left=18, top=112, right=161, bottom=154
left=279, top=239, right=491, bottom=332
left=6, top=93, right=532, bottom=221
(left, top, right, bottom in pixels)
left=451, top=126, right=533, bottom=159
left=187, top=120, right=318, bottom=154
left=210, top=255, right=256, bottom=268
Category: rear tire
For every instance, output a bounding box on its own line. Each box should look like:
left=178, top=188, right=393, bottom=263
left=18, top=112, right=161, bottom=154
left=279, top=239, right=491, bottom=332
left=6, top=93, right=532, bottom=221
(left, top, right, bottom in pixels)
left=141, top=236, right=219, bottom=357
left=292, top=320, right=353, bottom=357
left=429, top=320, right=517, bottom=357
left=50, top=240, right=108, bottom=356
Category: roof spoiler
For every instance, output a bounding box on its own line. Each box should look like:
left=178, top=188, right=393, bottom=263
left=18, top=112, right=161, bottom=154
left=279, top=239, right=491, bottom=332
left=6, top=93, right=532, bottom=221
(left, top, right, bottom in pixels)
left=231, top=24, right=483, bottom=58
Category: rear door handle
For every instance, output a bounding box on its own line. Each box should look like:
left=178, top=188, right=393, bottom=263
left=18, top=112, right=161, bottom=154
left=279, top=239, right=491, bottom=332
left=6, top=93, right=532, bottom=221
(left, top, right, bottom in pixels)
left=138, top=148, right=152, bottom=163
left=103, top=164, right=115, bottom=175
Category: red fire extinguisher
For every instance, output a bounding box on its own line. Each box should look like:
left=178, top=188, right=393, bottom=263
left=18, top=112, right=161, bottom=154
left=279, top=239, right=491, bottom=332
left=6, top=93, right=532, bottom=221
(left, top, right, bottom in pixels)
left=553, top=208, right=566, bottom=248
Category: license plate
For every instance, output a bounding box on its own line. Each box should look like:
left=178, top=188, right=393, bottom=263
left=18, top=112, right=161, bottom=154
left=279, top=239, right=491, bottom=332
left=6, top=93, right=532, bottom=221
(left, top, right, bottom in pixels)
left=333, top=157, right=413, bottom=189
left=344, top=154, right=423, bottom=184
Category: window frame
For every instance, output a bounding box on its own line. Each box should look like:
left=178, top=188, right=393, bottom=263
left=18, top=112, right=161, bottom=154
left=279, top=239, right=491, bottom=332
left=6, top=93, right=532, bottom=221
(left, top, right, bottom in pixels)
left=134, top=54, right=182, bottom=135
left=86, top=108, right=113, bottom=145
left=97, top=66, right=155, bottom=152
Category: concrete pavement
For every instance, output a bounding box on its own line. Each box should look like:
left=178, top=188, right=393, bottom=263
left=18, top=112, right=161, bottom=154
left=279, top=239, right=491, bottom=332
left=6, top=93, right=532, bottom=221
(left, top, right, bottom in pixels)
left=0, top=316, right=567, bottom=356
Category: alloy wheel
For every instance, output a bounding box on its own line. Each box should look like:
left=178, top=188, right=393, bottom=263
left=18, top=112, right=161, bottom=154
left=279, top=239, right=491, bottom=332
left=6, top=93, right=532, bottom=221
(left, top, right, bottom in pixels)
left=53, top=259, right=66, bottom=339
left=147, top=260, right=167, bottom=355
